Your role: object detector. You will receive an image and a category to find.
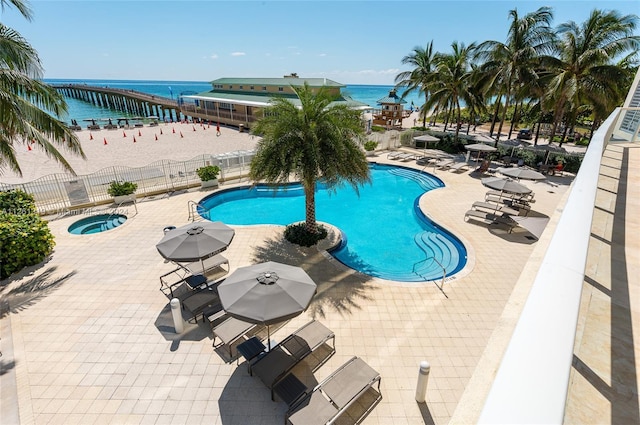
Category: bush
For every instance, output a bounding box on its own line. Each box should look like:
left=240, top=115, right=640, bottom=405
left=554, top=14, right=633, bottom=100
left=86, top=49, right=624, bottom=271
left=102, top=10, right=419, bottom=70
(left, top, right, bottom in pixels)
left=107, top=181, right=137, bottom=196
left=0, top=189, right=36, bottom=215
left=0, top=191, right=55, bottom=280
left=370, top=125, right=386, bottom=133
left=196, top=165, right=221, bottom=181
left=363, top=140, right=378, bottom=151
left=284, top=222, right=328, bottom=247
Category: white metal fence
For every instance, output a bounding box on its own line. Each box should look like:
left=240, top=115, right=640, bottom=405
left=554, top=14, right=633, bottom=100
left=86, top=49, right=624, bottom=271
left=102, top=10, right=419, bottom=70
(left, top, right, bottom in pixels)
left=0, top=150, right=255, bottom=215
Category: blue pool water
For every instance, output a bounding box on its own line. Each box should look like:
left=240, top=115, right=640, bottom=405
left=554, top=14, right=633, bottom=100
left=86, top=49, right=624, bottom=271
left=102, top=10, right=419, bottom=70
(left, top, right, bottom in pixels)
left=198, top=164, right=467, bottom=282
left=68, top=214, right=127, bottom=235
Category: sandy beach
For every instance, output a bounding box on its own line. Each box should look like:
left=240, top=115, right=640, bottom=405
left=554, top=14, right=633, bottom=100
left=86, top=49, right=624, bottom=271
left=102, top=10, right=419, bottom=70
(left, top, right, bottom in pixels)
left=1, top=122, right=259, bottom=185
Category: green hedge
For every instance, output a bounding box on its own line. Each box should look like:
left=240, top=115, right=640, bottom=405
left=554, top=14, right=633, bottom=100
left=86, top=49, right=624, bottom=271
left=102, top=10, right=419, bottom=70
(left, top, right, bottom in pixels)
left=0, top=191, right=55, bottom=280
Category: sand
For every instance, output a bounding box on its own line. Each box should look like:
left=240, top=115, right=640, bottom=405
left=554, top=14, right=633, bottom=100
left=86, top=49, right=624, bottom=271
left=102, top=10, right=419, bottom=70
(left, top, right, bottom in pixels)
left=1, top=122, right=259, bottom=185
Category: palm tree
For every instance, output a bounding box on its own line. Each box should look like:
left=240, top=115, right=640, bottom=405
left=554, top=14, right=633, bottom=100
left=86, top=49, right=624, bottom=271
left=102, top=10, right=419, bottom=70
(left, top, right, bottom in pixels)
left=0, top=0, right=85, bottom=176
left=249, top=82, right=371, bottom=235
left=545, top=9, right=640, bottom=145
left=475, top=7, right=556, bottom=142
left=423, top=42, right=477, bottom=140
left=394, top=41, right=436, bottom=127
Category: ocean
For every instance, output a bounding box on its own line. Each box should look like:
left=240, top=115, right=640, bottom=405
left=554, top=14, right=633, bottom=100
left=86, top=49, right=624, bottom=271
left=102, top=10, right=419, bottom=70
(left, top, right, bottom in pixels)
left=44, top=79, right=424, bottom=125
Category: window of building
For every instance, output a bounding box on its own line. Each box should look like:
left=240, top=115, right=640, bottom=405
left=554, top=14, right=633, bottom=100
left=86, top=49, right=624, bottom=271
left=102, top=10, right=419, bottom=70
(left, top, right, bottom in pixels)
left=239, top=86, right=243, bottom=89
left=262, top=86, right=267, bottom=91
left=229, top=85, right=233, bottom=89
left=278, top=87, right=284, bottom=92
left=219, top=102, right=234, bottom=110
left=250, top=86, right=254, bottom=90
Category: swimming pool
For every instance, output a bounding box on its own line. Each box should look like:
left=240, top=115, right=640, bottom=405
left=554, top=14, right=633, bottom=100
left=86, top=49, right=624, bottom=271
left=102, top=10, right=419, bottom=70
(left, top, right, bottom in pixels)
left=68, top=214, right=127, bottom=235
left=198, top=163, right=467, bottom=282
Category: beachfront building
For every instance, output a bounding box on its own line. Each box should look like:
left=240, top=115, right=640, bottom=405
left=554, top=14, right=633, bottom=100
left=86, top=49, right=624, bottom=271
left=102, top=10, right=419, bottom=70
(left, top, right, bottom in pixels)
left=178, top=74, right=370, bottom=130
left=371, top=88, right=408, bottom=129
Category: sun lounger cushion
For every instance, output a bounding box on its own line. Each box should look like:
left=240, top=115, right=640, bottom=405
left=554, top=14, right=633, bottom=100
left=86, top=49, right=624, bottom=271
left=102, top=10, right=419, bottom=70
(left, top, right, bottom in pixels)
left=286, top=356, right=381, bottom=425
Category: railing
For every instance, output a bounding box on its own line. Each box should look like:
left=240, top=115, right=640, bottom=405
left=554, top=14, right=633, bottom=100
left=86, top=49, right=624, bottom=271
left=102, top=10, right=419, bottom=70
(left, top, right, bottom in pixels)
left=0, top=151, right=255, bottom=215
left=187, top=200, right=206, bottom=222
left=478, top=106, right=639, bottom=424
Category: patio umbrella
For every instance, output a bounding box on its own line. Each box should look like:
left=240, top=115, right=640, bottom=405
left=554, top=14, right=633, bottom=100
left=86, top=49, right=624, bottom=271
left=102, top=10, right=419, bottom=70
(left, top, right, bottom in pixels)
left=217, top=261, right=317, bottom=347
left=156, top=221, right=235, bottom=272
left=481, top=177, right=532, bottom=195
left=497, top=167, right=546, bottom=181
left=465, top=143, right=497, bottom=162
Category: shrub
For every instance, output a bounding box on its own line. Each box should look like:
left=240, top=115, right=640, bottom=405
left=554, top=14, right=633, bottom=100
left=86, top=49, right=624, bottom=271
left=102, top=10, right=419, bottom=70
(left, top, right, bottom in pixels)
left=107, top=181, right=137, bottom=197
left=0, top=190, right=36, bottom=215
left=284, top=222, right=328, bottom=247
left=363, top=140, right=378, bottom=151
left=0, top=191, right=55, bottom=280
left=370, top=125, right=386, bottom=133
left=196, top=165, right=221, bottom=181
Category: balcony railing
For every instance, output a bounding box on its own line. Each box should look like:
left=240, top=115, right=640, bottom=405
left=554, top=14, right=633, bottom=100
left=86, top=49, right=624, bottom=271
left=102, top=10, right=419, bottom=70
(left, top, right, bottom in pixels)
left=478, top=107, right=639, bottom=424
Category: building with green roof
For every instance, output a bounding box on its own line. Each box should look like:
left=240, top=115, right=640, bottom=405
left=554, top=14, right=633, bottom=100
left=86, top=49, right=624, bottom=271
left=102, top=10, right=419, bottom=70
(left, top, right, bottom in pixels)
left=179, top=74, right=370, bottom=131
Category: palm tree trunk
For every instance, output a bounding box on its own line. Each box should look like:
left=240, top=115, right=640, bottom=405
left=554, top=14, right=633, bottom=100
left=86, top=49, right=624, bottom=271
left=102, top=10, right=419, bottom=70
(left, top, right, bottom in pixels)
left=304, top=183, right=317, bottom=234
left=534, top=116, right=542, bottom=146
left=496, top=87, right=512, bottom=142
left=489, top=94, right=502, bottom=137
left=508, top=100, right=520, bottom=139
left=423, top=93, right=428, bottom=127
left=454, top=100, right=461, bottom=141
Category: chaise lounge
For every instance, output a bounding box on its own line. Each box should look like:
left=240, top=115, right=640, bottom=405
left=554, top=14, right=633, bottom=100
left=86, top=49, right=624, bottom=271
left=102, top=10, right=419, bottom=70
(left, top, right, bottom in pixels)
left=283, top=356, right=382, bottom=425
left=251, top=320, right=335, bottom=399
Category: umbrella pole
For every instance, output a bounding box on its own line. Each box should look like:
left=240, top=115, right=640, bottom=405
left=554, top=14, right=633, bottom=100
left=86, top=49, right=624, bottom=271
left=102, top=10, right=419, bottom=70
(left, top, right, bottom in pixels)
left=267, top=325, right=271, bottom=351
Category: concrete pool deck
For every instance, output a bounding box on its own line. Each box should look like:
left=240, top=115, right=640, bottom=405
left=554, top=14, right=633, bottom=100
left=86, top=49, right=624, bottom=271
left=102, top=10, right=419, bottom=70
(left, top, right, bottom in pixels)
left=1, top=155, right=578, bottom=424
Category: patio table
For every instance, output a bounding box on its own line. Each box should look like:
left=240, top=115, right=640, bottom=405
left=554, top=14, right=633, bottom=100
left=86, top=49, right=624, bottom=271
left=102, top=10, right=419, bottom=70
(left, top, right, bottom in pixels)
left=182, top=289, right=221, bottom=322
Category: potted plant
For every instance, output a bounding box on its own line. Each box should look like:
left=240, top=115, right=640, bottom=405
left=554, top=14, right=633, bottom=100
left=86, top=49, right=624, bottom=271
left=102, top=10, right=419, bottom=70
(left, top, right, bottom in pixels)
left=363, top=140, right=378, bottom=156
left=196, top=165, right=221, bottom=189
left=107, top=180, right=138, bottom=204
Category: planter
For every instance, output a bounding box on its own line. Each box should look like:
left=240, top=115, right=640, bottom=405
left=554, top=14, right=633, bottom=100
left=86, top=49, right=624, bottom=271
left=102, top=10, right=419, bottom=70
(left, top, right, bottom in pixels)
left=200, top=179, right=219, bottom=189
left=113, top=194, right=136, bottom=204
left=365, top=150, right=376, bottom=157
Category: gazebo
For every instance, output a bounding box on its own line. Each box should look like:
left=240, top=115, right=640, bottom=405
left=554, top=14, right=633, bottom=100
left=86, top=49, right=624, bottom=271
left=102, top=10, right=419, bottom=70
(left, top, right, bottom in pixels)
left=372, top=89, right=407, bottom=129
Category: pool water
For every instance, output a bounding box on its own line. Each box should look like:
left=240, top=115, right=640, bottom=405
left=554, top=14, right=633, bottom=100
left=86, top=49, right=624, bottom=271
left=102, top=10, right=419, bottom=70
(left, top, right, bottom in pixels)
left=198, top=164, right=467, bottom=282
left=68, top=214, right=127, bottom=235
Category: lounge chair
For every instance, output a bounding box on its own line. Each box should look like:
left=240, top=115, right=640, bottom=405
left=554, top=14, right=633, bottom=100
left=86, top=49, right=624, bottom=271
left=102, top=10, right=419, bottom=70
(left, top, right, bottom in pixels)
left=251, top=320, right=335, bottom=399
left=464, top=209, right=517, bottom=231
left=472, top=201, right=519, bottom=216
left=474, top=159, right=492, bottom=174
left=284, top=356, right=382, bottom=425
left=448, top=161, right=470, bottom=173
left=387, top=151, right=403, bottom=160
left=212, top=316, right=259, bottom=357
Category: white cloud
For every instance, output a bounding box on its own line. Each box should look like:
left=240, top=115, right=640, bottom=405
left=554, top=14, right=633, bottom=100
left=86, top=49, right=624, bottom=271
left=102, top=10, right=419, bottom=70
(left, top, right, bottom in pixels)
left=318, top=53, right=327, bottom=57
left=210, top=54, right=219, bottom=59
left=231, top=52, right=246, bottom=56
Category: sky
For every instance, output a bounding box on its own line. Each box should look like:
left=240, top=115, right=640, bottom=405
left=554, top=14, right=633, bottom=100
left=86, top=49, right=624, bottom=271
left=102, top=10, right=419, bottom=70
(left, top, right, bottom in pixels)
left=1, top=0, right=638, bottom=85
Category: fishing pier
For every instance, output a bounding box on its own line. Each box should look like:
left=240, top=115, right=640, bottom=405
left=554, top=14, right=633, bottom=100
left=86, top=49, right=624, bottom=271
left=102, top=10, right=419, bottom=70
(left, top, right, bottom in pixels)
left=52, top=84, right=184, bottom=122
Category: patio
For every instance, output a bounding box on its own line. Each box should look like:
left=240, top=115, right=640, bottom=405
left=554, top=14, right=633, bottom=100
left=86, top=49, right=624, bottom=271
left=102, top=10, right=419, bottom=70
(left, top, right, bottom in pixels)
left=0, top=156, right=580, bottom=424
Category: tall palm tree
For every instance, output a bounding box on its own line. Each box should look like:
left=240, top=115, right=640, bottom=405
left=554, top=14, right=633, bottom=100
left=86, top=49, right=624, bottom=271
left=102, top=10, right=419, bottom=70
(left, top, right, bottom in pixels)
left=475, top=6, right=556, bottom=142
left=423, top=41, right=477, bottom=140
left=250, top=82, right=371, bottom=235
left=394, top=41, right=436, bottom=127
left=0, top=0, right=85, bottom=176
left=545, top=9, right=640, bottom=145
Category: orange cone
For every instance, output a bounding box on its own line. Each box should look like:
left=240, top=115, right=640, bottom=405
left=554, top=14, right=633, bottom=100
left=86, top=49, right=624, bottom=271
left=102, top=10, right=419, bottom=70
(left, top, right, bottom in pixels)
left=89, top=132, right=93, bottom=140
left=138, top=130, right=142, bottom=137
left=193, top=125, right=196, bottom=132
left=172, top=127, right=175, bottom=133
left=133, top=136, right=137, bottom=143
left=104, top=138, right=108, bottom=145
left=123, top=131, right=127, bottom=137
left=180, top=132, right=183, bottom=138
left=160, top=128, right=163, bottom=135
left=27, top=144, right=32, bottom=151
left=155, top=134, right=158, bottom=141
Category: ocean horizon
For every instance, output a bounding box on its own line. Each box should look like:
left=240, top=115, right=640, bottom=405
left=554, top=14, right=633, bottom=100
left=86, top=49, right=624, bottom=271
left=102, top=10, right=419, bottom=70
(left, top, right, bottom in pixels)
left=44, top=78, right=424, bottom=125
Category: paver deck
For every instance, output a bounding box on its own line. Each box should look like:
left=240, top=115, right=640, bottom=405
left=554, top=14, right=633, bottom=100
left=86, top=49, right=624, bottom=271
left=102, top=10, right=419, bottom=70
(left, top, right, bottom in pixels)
left=0, top=147, right=635, bottom=425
